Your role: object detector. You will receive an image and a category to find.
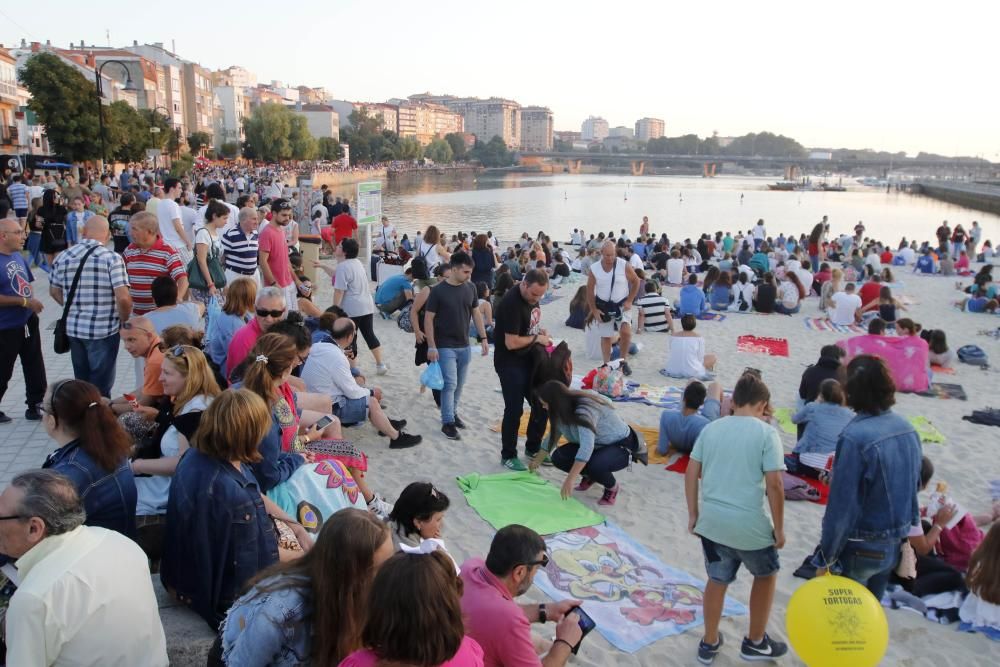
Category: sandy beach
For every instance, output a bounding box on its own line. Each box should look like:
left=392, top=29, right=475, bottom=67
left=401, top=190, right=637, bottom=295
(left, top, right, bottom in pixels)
left=340, top=264, right=1000, bottom=666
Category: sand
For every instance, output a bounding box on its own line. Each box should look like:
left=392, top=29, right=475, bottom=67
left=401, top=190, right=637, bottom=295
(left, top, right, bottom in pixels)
left=327, top=266, right=1000, bottom=666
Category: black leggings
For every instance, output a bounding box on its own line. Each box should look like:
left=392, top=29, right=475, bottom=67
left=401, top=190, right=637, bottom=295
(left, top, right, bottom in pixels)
left=351, top=314, right=381, bottom=351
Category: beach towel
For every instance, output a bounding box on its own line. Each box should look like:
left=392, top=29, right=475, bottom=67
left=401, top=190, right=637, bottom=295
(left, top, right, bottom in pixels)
left=697, top=312, right=727, bottom=322
left=268, top=460, right=367, bottom=534
left=931, top=364, right=955, bottom=375
left=772, top=407, right=797, bottom=435
left=613, top=383, right=732, bottom=411
left=455, top=471, right=604, bottom=536
left=803, top=317, right=866, bottom=334
left=910, top=416, right=946, bottom=444
left=837, top=334, right=931, bottom=393
left=785, top=472, right=829, bottom=505
left=665, top=455, right=690, bottom=474
left=737, top=335, right=789, bottom=357
left=918, top=383, right=968, bottom=401
left=533, top=521, right=747, bottom=653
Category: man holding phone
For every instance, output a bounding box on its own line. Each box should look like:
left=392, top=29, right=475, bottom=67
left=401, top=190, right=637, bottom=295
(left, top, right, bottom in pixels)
left=460, top=524, right=586, bottom=666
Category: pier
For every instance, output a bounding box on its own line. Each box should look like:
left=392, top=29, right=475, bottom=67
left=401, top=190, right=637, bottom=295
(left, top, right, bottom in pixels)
left=912, top=181, right=1000, bottom=215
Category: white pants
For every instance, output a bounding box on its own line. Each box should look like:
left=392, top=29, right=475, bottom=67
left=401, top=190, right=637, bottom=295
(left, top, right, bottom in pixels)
left=224, top=268, right=262, bottom=289
left=282, top=283, right=299, bottom=312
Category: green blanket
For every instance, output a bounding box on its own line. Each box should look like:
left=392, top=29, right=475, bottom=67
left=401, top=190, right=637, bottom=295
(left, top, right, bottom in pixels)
left=773, top=408, right=797, bottom=435
left=910, top=416, right=946, bottom=444
left=455, top=471, right=605, bottom=535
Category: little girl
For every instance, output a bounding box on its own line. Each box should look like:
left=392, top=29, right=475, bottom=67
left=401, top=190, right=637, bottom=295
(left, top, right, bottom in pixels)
left=959, top=523, right=1000, bottom=640
left=861, top=286, right=906, bottom=326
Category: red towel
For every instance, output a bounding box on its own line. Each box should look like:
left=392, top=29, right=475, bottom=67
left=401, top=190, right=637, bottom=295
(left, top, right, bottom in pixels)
left=665, top=455, right=690, bottom=473
left=737, top=335, right=789, bottom=357
left=791, top=473, right=829, bottom=505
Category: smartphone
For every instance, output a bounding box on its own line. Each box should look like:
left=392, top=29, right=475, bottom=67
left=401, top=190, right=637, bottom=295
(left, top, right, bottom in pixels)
left=571, top=606, right=597, bottom=654
left=313, top=415, right=334, bottom=431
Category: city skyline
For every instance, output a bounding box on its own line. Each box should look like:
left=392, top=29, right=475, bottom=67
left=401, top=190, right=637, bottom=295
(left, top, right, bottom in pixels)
left=3, top=0, right=998, bottom=158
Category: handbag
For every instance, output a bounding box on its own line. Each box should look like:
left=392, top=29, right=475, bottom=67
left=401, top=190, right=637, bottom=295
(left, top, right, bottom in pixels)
left=186, top=230, right=227, bottom=291
left=53, top=245, right=101, bottom=354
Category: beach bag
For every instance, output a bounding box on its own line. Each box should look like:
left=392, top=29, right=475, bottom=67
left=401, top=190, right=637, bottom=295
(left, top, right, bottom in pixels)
left=963, top=407, right=1000, bottom=427
left=957, top=344, right=989, bottom=367
left=420, top=362, right=445, bottom=390
left=53, top=245, right=101, bottom=354
left=397, top=302, right=414, bottom=333
left=592, top=364, right=625, bottom=398
left=186, top=233, right=227, bottom=291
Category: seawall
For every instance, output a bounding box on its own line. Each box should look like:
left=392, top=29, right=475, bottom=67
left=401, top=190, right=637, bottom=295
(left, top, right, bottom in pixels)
left=913, top=181, right=1000, bottom=216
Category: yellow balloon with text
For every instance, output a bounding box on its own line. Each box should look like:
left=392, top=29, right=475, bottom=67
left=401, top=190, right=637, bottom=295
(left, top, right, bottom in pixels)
left=786, top=574, right=889, bottom=667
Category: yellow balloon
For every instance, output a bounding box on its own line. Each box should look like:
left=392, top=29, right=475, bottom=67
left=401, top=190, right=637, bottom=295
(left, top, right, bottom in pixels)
left=786, top=574, right=889, bottom=667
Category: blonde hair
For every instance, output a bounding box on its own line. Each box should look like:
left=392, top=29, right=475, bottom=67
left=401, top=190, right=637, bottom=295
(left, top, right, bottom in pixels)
left=161, top=345, right=221, bottom=414
left=192, top=389, right=268, bottom=463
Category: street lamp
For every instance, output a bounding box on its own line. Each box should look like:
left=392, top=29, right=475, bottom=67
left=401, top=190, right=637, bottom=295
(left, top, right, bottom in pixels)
left=95, top=59, right=138, bottom=169
left=148, top=104, right=171, bottom=170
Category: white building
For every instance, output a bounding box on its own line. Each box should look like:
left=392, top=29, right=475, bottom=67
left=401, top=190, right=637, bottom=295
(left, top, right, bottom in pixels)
left=214, top=85, right=247, bottom=147
left=292, top=104, right=340, bottom=139
left=634, top=117, right=665, bottom=141
left=609, top=126, right=633, bottom=138
left=581, top=116, right=609, bottom=141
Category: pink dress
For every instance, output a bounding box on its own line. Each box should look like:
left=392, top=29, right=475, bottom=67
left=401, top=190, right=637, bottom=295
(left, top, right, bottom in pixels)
left=339, top=637, right=484, bottom=667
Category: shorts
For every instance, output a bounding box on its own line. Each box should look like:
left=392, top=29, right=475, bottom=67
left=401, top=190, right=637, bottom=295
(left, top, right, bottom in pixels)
left=333, top=395, right=369, bottom=425
left=592, top=306, right=635, bottom=337
left=14, top=208, right=27, bottom=219
left=702, top=398, right=721, bottom=421
left=700, top=536, right=779, bottom=584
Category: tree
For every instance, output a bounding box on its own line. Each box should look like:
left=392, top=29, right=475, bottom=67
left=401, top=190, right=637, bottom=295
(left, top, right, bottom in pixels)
left=317, top=137, right=343, bottom=161
left=105, top=101, right=155, bottom=162
left=469, top=135, right=515, bottom=168
left=397, top=137, right=423, bottom=161
left=220, top=141, right=240, bottom=159
left=140, top=110, right=171, bottom=151
left=723, top=132, right=805, bottom=157
left=170, top=153, right=195, bottom=178
left=243, top=103, right=293, bottom=162
left=18, top=52, right=102, bottom=162
left=444, top=132, right=467, bottom=160
left=288, top=116, right=318, bottom=160
left=187, top=131, right=212, bottom=155
left=424, top=138, right=453, bottom=164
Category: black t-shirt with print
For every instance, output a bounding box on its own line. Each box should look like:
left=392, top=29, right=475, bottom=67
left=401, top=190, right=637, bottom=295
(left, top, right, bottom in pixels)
left=493, top=286, right=542, bottom=369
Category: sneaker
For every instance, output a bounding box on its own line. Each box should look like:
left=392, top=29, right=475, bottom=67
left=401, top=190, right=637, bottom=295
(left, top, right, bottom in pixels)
left=0, top=412, right=11, bottom=425
left=389, top=431, right=422, bottom=449
left=697, top=634, right=724, bottom=665
left=740, top=633, right=787, bottom=661
left=376, top=363, right=389, bottom=376
left=390, top=418, right=407, bottom=431
left=502, top=457, right=528, bottom=472
left=442, top=423, right=460, bottom=440
left=575, top=477, right=595, bottom=492
left=621, top=361, right=633, bottom=377
left=598, top=484, right=620, bottom=506
left=367, top=493, right=394, bottom=520
left=453, top=415, right=467, bottom=429
left=24, top=407, right=41, bottom=421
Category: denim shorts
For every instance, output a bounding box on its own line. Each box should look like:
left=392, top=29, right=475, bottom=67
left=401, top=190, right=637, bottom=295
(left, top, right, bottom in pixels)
left=701, top=536, right=779, bottom=584
left=333, top=396, right=368, bottom=425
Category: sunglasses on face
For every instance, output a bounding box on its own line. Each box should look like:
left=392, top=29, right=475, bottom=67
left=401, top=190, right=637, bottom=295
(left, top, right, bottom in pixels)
left=256, top=308, right=286, bottom=318
left=522, top=553, right=550, bottom=569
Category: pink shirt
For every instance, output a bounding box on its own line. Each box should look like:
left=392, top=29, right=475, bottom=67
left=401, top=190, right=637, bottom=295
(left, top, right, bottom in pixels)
left=226, top=318, right=263, bottom=378
left=259, top=223, right=293, bottom=288
left=338, top=636, right=484, bottom=667
left=459, top=558, right=541, bottom=667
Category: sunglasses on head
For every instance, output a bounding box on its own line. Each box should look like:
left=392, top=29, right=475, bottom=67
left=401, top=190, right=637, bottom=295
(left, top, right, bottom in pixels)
left=273, top=201, right=292, bottom=211
left=256, top=308, right=286, bottom=318
left=121, top=321, right=154, bottom=335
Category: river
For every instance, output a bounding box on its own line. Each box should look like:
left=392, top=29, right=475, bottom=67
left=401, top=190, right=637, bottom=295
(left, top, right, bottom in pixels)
left=380, top=173, right=1000, bottom=248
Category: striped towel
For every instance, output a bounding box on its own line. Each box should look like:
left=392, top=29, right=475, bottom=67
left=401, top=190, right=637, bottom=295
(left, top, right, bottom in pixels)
left=803, top=317, right=866, bottom=334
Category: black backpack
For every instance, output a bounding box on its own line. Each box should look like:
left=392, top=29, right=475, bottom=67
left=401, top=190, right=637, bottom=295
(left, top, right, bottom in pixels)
left=410, top=244, right=432, bottom=280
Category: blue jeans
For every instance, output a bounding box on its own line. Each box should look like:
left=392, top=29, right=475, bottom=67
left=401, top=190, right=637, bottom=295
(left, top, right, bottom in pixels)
left=775, top=303, right=800, bottom=315
left=437, top=346, right=471, bottom=425
left=551, top=440, right=630, bottom=490
left=838, top=539, right=900, bottom=600
left=810, top=254, right=820, bottom=272
left=69, top=333, right=120, bottom=398
left=27, top=231, right=47, bottom=270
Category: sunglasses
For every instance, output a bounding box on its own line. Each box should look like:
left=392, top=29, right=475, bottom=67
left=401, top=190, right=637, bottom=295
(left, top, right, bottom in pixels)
left=121, top=321, right=154, bottom=335
left=256, top=308, right=286, bottom=318
left=272, top=202, right=292, bottom=211
left=522, top=553, right=550, bottom=569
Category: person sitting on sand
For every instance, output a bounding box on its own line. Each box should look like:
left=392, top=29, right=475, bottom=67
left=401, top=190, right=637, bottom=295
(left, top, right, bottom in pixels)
left=957, top=287, right=1000, bottom=313
left=829, top=282, right=862, bottom=326
left=387, top=481, right=450, bottom=550
left=861, top=285, right=905, bottom=327
left=677, top=274, right=709, bottom=317
left=636, top=280, right=674, bottom=333
left=788, top=379, right=854, bottom=474
left=657, top=380, right=723, bottom=456
left=663, top=315, right=717, bottom=379
left=923, top=329, right=955, bottom=367
left=959, top=523, right=1000, bottom=639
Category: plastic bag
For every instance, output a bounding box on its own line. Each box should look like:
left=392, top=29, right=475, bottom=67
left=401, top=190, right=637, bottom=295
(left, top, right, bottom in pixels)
left=205, top=296, right=223, bottom=346
left=420, top=362, right=445, bottom=390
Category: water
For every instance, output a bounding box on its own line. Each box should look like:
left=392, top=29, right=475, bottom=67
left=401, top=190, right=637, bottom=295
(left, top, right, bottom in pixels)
left=381, top=173, right=1000, bottom=248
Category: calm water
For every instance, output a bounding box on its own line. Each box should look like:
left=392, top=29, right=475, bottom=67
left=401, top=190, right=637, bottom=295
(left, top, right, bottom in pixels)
left=381, top=173, right=1000, bottom=248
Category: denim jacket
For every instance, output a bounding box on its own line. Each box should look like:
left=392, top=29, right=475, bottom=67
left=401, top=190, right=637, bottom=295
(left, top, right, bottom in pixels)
left=220, top=574, right=313, bottom=666
left=817, top=410, right=922, bottom=567
left=250, top=419, right=305, bottom=494
left=161, top=449, right=279, bottom=630
left=43, top=439, right=137, bottom=539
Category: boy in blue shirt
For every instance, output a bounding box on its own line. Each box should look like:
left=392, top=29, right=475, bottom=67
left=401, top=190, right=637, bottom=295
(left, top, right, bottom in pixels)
left=677, top=273, right=708, bottom=317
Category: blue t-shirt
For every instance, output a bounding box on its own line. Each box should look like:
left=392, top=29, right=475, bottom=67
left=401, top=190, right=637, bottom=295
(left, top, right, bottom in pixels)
left=632, top=241, right=648, bottom=259
left=915, top=255, right=935, bottom=273
left=967, top=297, right=988, bottom=313
left=659, top=410, right=711, bottom=453
left=677, top=284, right=707, bottom=316
left=374, top=274, right=413, bottom=305
left=0, top=252, right=34, bottom=329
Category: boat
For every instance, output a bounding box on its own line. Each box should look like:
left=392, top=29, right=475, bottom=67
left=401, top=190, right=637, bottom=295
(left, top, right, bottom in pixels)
left=767, top=181, right=797, bottom=191
left=820, top=183, right=846, bottom=192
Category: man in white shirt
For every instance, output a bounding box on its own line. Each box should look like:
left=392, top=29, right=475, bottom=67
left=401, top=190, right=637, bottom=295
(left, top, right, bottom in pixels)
left=864, top=247, right=882, bottom=274
left=0, top=470, right=168, bottom=666
left=752, top=219, right=767, bottom=250
left=157, top=177, right=192, bottom=265
left=375, top=216, right=397, bottom=253
left=829, top=283, right=862, bottom=325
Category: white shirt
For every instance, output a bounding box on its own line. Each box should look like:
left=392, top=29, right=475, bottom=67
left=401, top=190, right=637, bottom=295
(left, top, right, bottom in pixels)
left=416, top=240, right=441, bottom=269
left=753, top=224, right=766, bottom=240
left=197, top=200, right=241, bottom=234
left=779, top=280, right=801, bottom=308
left=334, top=258, right=375, bottom=317
left=156, top=198, right=186, bottom=249
left=590, top=258, right=629, bottom=303
left=7, top=526, right=168, bottom=666
left=897, top=247, right=916, bottom=264
left=180, top=204, right=200, bottom=243
left=376, top=224, right=397, bottom=252
left=628, top=253, right=644, bottom=271
left=794, top=268, right=813, bottom=292
left=666, top=258, right=685, bottom=285
left=235, top=176, right=246, bottom=190
left=664, top=335, right=707, bottom=378
left=865, top=253, right=882, bottom=273
left=830, top=291, right=862, bottom=325
left=301, top=341, right=369, bottom=402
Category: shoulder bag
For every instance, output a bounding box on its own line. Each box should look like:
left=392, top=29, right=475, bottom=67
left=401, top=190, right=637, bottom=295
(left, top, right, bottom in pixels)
left=187, top=230, right=228, bottom=291
left=53, top=245, right=101, bottom=354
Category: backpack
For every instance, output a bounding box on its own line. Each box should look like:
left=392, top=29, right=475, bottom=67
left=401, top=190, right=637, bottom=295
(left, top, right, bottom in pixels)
left=397, top=302, right=414, bottom=333
left=410, top=244, right=432, bottom=280
left=963, top=407, right=1000, bottom=427
left=957, top=344, right=989, bottom=367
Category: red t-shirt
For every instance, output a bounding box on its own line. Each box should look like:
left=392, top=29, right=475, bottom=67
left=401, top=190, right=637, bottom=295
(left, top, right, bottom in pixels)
left=259, top=223, right=293, bottom=288
left=859, top=281, right=881, bottom=307
left=332, top=213, right=357, bottom=244
left=880, top=249, right=893, bottom=264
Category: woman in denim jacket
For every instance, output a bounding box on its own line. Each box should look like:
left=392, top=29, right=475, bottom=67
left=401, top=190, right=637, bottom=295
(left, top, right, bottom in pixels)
left=814, top=355, right=922, bottom=599
left=41, top=379, right=137, bottom=538
left=219, top=508, right=393, bottom=666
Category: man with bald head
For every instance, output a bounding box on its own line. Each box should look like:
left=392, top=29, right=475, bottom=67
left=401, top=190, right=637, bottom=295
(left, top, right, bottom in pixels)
left=587, top=240, right=642, bottom=374
left=50, top=216, right=132, bottom=397
left=0, top=217, right=47, bottom=423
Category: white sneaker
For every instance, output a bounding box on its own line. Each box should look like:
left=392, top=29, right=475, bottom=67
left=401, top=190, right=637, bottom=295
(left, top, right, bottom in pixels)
left=376, top=363, right=389, bottom=376
left=367, top=493, right=393, bottom=520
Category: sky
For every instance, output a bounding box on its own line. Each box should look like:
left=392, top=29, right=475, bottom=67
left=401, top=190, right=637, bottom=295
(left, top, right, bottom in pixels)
left=5, top=0, right=999, bottom=158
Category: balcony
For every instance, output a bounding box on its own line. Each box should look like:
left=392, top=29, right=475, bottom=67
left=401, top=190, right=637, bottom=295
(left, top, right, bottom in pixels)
left=1, top=125, right=17, bottom=146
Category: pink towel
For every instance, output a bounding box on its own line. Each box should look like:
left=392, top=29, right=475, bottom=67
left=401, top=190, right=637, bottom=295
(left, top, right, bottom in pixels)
left=837, top=334, right=930, bottom=393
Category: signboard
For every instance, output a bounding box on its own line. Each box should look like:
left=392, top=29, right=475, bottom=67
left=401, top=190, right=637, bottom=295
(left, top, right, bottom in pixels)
left=356, top=180, right=382, bottom=225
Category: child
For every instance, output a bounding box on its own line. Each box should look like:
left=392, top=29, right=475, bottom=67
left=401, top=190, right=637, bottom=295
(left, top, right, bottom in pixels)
left=685, top=374, right=787, bottom=663
left=959, top=523, right=1000, bottom=640
left=470, top=281, right=494, bottom=343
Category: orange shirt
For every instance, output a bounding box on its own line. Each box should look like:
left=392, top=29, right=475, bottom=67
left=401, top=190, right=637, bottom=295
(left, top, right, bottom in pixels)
left=143, top=338, right=165, bottom=398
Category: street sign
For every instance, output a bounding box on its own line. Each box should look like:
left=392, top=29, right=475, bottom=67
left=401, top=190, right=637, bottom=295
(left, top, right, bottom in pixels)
left=356, top=180, right=382, bottom=225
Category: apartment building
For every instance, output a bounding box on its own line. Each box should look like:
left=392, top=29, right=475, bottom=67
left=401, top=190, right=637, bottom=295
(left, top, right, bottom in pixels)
left=520, top=106, right=553, bottom=151
left=581, top=116, right=609, bottom=142
left=292, top=103, right=340, bottom=139
left=634, top=117, right=665, bottom=141
left=0, top=47, right=19, bottom=154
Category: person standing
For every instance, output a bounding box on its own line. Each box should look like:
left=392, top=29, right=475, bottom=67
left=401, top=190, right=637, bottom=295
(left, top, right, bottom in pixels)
left=108, top=192, right=139, bottom=254
left=157, top=178, right=192, bottom=266
left=221, top=207, right=261, bottom=286
left=49, top=217, right=132, bottom=397
left=258, top=198, right=304, bottom=311
left=332, top=204, right=358, bottom=246
left=751, top=219, right=767, bottom=251
left=586, top=241, right=641, bottom=375
left=122, top=212, right=188, bottom=315
left=6, top=173, right=28, bottom=225
left=324, top=238, right=388, bottom=374
left=494, top=269, right=550, bottom=471
left=0, top=218, right=46, bottom=423
left=425, top=252, right=489, bottom=440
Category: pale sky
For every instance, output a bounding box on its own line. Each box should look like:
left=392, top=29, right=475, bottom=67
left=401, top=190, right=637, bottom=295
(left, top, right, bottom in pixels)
left=5, top=0, right=998, bottom=158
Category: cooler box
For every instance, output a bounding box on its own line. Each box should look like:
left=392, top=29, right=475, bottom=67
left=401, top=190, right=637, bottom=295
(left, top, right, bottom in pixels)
left=377, top=261, right=404, bottom=286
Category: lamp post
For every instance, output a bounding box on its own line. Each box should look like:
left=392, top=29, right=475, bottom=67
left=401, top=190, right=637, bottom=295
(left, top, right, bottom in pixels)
left=149, top=105, right=171, bottom=171
left=94, top=59, right=138, bottom=170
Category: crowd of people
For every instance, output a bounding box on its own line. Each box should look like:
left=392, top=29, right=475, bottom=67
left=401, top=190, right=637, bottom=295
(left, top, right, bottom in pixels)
left=1, top=164, right=999, bottom=666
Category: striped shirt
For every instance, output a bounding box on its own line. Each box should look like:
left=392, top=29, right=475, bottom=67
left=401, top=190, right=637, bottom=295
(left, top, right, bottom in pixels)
left=7, top=182, right=28, bottom=210
left=220, top=226, right=260, bottom=275
left=123, top=238, right=186, bottom=314
left=636, top=293, right=672, bottom=332
left=50, top=241, right=129, bottom=339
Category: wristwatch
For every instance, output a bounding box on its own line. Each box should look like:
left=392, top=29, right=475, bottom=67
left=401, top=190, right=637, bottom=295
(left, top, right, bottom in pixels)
left=538, top=603, right=547, bottom=623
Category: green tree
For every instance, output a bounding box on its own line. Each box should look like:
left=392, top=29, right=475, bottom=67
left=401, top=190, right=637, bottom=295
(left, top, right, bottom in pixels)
left=220, top=141, right=240, bottom=159
left=444, top=132, right=467, bottom=160
left=166, top=128, right=182, bottom=157
left=170, top=153, right=195, bottom=178
left=317, top=136, right=343, bottom=161
left=424, top=138, right=453, bottom=164
left=187, top=131, right=212, bottom=155
left=724, top=132, right=805, bottom=157
left=18, top=52, right=101, bottom=162
left=244, top=103, right=293, bottom=161
left=288, top=115, right=318, bottom=160
left=105, top=101, right=155, bottom=162
left=140, top=110, right=171, bottom=151
left=397, top=137, right=423, bottom=161
left=469, top=136, right=515, bottom=168
left=348, top=107, right=381, bottom=135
